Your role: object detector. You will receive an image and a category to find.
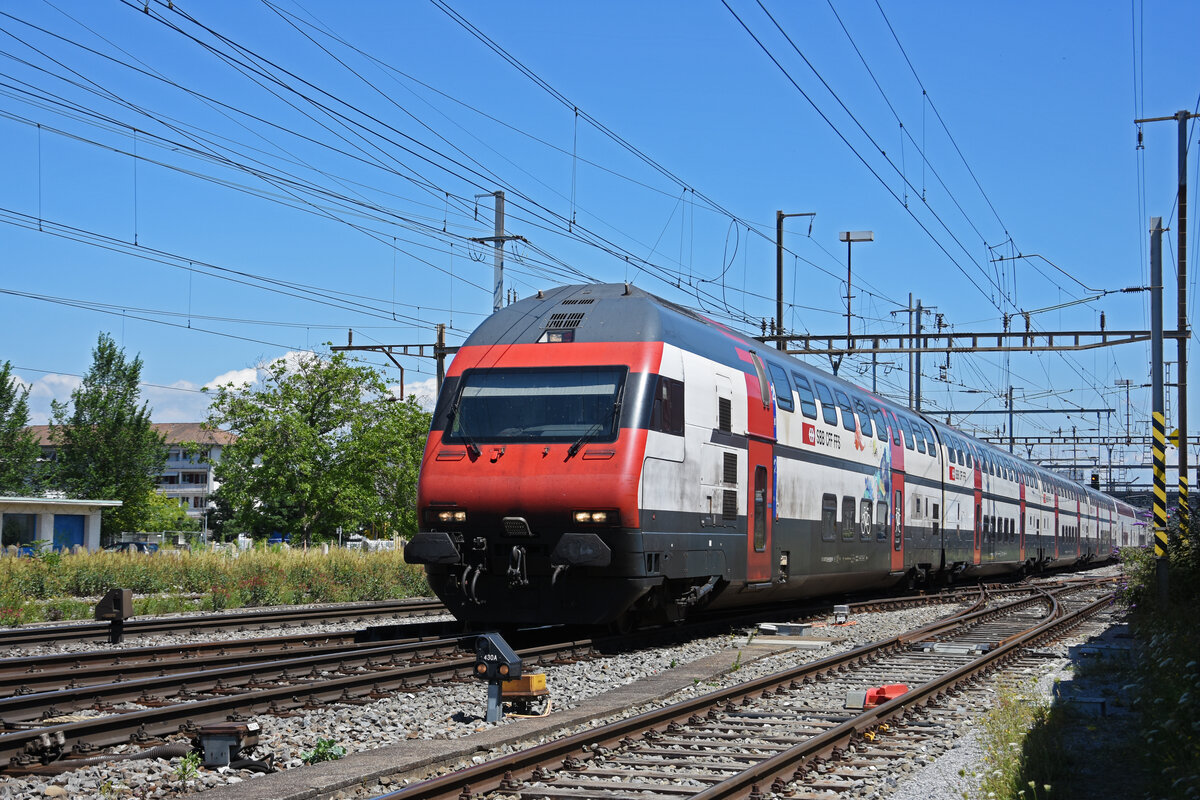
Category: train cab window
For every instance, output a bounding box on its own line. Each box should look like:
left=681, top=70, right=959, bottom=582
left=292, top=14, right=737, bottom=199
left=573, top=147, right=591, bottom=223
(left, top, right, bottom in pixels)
left=871, top=405, right=889, bottom=441
left=876, top=500, right=888, bottom=541
left=860, top=499, right=873, bottom=541
left=813, top=381, right=839, bottom=426
left=447, top=365, right=626, bottom=445
left=853, top=397, right=874, bottom=438
left=834, top=390, right=857, bottom=433
left=792, top=373, right=818, bottom=419
left=841, top=496, right=856, bottom=541
left=767, top=364, right=794, bottom=412
left=897, top=415, right=915, bottom=450
left=649, top=376, right=685, bottom=435
left=821, top=494, right=837, bottom=542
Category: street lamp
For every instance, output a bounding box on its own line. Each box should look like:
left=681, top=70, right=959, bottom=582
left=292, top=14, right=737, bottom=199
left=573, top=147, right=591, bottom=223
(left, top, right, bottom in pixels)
left=838, top=231, right=874, bottom=374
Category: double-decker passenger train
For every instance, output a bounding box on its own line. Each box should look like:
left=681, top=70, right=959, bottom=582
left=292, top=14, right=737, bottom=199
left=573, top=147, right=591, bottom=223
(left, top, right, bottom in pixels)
left=405, top=283, right=1138, bottom=629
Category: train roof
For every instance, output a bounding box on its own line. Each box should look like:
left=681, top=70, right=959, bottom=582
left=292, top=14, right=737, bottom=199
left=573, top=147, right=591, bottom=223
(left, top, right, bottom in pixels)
left=470, top=283, right=1134, bottom=514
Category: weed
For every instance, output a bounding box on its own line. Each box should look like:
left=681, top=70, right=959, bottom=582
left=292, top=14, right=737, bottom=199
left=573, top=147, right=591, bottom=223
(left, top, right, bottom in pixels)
left=174, top=750, right=201, bottom=782
left=301, top=738, right=346, bottom=764
left=731, top=650, right=742, bottom=672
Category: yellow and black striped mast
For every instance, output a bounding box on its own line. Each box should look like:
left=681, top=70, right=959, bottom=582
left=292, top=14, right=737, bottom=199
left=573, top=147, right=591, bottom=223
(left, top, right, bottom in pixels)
left=1150, top=217, right=1169, bottom=601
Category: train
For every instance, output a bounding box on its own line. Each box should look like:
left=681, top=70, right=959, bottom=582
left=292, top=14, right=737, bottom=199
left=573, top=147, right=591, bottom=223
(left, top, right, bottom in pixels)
left=404, top=282, right=1140, bottom=630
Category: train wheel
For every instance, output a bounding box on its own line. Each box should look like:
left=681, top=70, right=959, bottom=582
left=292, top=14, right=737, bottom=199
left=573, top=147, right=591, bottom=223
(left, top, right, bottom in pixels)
left=608, top=609, right=637, bottom=636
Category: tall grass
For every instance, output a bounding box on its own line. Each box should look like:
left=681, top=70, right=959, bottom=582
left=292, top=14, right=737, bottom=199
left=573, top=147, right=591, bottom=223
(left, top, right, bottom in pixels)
left=0, top=548, right=429, bottom=624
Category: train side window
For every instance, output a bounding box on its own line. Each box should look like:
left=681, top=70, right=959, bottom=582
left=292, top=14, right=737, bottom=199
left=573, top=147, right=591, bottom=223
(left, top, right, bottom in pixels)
left=876, top=500, right=888, bottom=541
left=767, top=364, right=794, bottom=412
left=859, top=499, right=873, bottom=541
left=841, top=496, right=856, bottom=541
left=897, top=415, right=914, bottom=450
left=909, top=416, right=926, bottom=454
left=924, top=423, right=938, bottom=456
left=870, top=405, right=889, bottom=441
left=886, top=410, right=902, bottom=445
left=649, top=376, right=685, bottom=435
left=853, top=397, right=874, bottom=438
left=834, top=390, right=856, bottom=433
left=813, top=381, right=839, bottom=426
left=792, top=373, right=818, bottom=419
left=821, top=494, right=837, bottom=542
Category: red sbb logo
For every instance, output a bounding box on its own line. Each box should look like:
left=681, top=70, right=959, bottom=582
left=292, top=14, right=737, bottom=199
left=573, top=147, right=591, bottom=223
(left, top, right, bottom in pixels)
left=803, top=423, right=816, bottom=446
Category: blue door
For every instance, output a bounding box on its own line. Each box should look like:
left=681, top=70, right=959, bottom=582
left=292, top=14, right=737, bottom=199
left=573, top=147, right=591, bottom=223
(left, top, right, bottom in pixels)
left=53, top=515, right=85, bottom=551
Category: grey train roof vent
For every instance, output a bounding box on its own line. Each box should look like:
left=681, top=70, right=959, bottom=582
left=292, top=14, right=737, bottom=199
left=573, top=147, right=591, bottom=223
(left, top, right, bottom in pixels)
left=560, top=298, right=595, bottom=305
left=545, top=312, right=586, bottom=330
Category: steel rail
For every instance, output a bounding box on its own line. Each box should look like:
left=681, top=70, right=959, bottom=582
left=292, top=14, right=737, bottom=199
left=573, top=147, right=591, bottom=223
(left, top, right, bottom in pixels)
left=0, top=598, right=446, bottom=647
left=374, top=581, right=1110, bottom=800
left=0, top=635, right=599, bottom=773
left=369, top=588, right=998, bottom=800
left=689, top=591, right=1112, bottom=800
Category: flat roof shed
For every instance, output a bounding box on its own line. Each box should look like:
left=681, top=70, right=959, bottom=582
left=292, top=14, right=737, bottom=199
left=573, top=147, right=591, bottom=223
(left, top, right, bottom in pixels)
left=0, top=497, right=122, bottom=553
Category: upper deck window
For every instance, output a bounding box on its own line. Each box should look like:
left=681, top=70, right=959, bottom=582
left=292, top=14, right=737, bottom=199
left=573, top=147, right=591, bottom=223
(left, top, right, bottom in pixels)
left=792, top=373, right=818, bottom=419
left=446, top=366, right=627, bottom=444
left=767, top=363, right=794, bottom=412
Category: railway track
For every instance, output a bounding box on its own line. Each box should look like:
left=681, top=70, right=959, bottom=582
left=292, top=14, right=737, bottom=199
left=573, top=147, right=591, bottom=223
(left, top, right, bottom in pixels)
left=0, top=576, right=1112, bottom=779
left=372, top=579, right=1113, bottom=800
left=0, top=597, right=448, bottom=647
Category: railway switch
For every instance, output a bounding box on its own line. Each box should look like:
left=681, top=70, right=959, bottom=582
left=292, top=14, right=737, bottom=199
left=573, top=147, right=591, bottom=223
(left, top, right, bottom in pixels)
left=474, top=632, right=522, bottom=722
left=94, top=588, right=133, bottom=644
left=196, top=721, right=261, bottom=768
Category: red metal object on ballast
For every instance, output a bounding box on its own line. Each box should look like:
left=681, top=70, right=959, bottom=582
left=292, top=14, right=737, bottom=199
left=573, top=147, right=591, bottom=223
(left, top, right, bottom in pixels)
left=863, top=684, right=909, bottom=708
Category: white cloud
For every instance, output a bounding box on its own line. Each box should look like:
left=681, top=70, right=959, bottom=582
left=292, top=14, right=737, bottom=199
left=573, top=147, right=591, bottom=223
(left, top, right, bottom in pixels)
left=392, top=376, right=439, bottom=411
left=205, top=367, right=258, bottom=391
left=22, top=373, right=82, bottom=425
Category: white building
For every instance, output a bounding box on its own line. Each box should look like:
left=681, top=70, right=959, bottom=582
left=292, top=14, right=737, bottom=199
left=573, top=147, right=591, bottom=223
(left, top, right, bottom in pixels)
left=29, top=423, right=236, bottom=523
left=0, top=496, right=120, bottom=552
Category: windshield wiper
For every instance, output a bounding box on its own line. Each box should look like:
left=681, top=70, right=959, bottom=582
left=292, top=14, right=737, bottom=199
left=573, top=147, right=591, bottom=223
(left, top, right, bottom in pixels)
left=447, top=398, right=481, bottom=458
left=567, top=421, right=604, bottom=459
left=567, top=398, right=622, bottom=459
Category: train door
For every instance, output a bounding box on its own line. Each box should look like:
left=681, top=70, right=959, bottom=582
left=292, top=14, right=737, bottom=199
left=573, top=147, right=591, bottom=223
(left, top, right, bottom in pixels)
left=972, top=460, right=983, bottom=565
left=1018, top=483, right=1026, bottom=562
left=745, top=353, right=774, bottom=583
left=1053, top=495, right=1060, bottom=560
left=884, top=409, right=906, bottom=573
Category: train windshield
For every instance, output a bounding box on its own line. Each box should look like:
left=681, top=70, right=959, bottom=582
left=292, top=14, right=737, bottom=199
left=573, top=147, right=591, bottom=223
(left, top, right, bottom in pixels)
left=446, top=366, right=627, bottom=444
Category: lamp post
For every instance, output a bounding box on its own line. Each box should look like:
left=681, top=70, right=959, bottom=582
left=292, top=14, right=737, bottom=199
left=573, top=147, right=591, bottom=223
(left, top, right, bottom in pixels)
left=837, top=231, right=873, bottom=375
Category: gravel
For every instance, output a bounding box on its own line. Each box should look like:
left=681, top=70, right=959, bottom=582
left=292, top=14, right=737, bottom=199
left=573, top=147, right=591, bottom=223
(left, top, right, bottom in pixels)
left=0, top=567, right=1125, bottom=799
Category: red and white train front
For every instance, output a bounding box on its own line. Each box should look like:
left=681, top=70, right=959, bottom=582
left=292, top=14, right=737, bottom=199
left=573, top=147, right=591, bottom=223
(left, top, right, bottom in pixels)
left=407, top=317, right=664, bottom=626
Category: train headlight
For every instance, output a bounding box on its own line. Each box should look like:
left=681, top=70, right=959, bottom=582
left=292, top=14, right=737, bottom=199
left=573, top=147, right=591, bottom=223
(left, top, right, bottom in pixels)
left=425, top=508, right=467, bottom=525
left=573, top=510, right=616, bottom=524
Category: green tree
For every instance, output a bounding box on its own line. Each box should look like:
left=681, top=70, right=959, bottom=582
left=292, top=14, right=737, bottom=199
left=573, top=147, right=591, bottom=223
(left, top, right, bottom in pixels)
left=49, top=334, right=167, bottom=536
left=205, top=350, right=430, bottom=547
left=140, top=488, right=199, bottom=533
left=0, top=361, right=40, bottom=495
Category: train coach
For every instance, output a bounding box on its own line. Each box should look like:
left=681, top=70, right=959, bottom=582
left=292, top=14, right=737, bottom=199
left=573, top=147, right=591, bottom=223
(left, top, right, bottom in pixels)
left=405, top=283, right=1137, bottom=629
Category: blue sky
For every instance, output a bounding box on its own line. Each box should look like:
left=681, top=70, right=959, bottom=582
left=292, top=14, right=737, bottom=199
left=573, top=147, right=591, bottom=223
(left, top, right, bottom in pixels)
left=1, top=1, right=1197, bottom=487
